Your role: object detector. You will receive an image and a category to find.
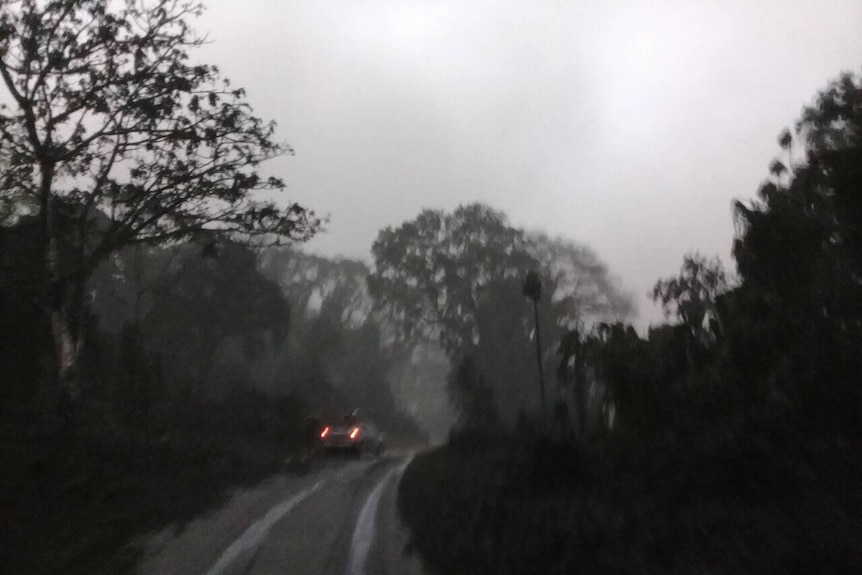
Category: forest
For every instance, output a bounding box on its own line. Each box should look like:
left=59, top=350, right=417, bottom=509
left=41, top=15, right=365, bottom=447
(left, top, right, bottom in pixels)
left=1, top=0, right=861, bottom=572
left=398, top=71, right=862, bottom=574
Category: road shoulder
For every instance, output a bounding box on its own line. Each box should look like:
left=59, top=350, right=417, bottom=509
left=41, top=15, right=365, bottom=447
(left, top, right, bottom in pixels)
left=135, top=469, right=325, bottom=575
left=376, top=456, right=429, bottom=575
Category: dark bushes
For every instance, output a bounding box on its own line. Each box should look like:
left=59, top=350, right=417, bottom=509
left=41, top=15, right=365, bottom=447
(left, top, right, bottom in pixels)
left=399, top=426, right=862, bottom=575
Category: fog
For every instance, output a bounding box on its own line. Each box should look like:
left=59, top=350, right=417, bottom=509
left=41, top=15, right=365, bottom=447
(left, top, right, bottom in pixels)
left=4, top=2, right=862, bottom=572
left=195, top=0, right=862, bottom=327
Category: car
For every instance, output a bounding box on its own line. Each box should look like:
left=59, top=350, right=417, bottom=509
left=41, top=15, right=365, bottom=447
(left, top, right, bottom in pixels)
left=319, top=413, right=385, bottom=457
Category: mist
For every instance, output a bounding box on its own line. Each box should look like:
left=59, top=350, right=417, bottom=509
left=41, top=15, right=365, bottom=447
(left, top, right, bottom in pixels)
left=3, top=1, right=862, bottom=573
left=195, top=0, right=862, bottom=328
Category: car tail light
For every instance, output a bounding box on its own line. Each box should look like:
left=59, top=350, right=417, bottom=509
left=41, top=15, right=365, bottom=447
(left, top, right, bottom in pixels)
left=349, top=427, right=360, bottom=440
left=320, top=426, right=330, bottom=438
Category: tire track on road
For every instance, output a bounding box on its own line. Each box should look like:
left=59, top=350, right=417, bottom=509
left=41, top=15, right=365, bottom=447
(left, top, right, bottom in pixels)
left=204, top=463, right=367, bottom=575
left=344, top=455, right=414, bottom=575
left=203, top=480, right=325, bottom=575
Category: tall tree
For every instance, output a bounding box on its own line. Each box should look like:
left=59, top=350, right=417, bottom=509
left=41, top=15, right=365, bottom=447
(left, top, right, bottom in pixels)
left=368, top=204, right=535, bottom=422
left=732, top=70, right=862, bottom=435
left=368, top=204, right=532, bottom=353
left=0, top=0, right=319, bottom=402
left=526, top=232, right=635, bottom=328
left=369, top=203, right=633, bottom=423
left=260, top=247, right=371, bottom=328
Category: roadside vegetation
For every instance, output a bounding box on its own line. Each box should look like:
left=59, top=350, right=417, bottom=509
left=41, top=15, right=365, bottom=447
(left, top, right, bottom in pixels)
left=3, top=1, right=861, bottom=573
left=1, top=396, right=298, bottom=575
left=0, top=2, right=426, bottom=573
left=397, top=70, right=862, bottom=574
left=401, top=425, right=861, bottom=574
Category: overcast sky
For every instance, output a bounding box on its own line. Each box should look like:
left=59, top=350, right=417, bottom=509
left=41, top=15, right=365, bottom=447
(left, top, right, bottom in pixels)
left=197, top=0, right=862, bottom=328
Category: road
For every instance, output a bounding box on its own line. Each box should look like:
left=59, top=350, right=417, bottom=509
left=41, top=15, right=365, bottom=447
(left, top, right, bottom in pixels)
left=136, top=453, right=427, bottom=575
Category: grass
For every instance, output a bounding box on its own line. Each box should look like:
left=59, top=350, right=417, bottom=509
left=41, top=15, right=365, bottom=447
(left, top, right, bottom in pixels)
left=398, top=426, right=862, bottom=575
left=0, top=417, right=298, bottom=575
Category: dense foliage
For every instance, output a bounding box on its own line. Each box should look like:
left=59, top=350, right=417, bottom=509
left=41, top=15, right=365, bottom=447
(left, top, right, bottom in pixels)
left=0, top=2, right=421, bottom=572
left=368, top=203, right=634, bottom=424
left=0, top=0, right=320, bottom=402
left=3, top=1, right=861, bottom=572
left=398, top=70, right=862, bottom=575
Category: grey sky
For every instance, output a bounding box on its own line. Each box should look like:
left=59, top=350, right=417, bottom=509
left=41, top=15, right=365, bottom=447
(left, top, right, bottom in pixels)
left=197, top=0, right=862, bottom=328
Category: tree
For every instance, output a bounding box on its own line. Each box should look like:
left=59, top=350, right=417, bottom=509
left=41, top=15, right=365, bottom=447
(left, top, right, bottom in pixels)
left=261, top=247, right=379, bottom=402
left=523, top=269, right=546, bottom=419
left=651, top=253, right=728, bottom=341
left=145, top=239, right=289, bottom=402
left=0, top=0, right=319, bottom=403
left=369, top=204, right=633, bottom=424
left=368, top=204, right=535, bottom=423
left=368, top=204, right=533, bottom=353
left=731, top=70, right=862, bottom=435
left=473, top=275, right=538, bottom=422
left=260, top=246, right=372, bottom=329
left=590, top=323, right=653, bottom=437
left=557, top=323, right=659, bottom=441
left=448, top=354, right=497, bottom=429
left=258, top=247, right=428, bottom=436
left=651, top=253, right=729, bottom=380
left=526, top=232, right=635, bottom=327
left=0, top=219, right=53, bottom=405
left=556, top=328, right=586, bottom=438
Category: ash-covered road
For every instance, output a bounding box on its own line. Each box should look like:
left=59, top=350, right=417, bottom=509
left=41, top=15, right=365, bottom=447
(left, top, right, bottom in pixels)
left=137, top=454, right=426, bottom=575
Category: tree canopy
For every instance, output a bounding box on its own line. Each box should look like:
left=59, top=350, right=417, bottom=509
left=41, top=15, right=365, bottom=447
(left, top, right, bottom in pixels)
left=0, top=0, right=319, bottom=398
left=368, top=203, right=634, bottom=423
left=731, top=70, right=862, bottom=435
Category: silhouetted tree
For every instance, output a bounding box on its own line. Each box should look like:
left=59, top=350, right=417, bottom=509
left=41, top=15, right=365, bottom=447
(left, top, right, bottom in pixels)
left=0, top=220, right=53, bottom=408
left=651, top=253, right=728, bottom=372
left=0, top=0, right=319, bottom=405
left=368, top=204, right=533, bottom=352
left=652, top=253, right=728, bottom=337
left=368, top=203, right=633, bottom=424
left=732, top=70, right=862, bottom=436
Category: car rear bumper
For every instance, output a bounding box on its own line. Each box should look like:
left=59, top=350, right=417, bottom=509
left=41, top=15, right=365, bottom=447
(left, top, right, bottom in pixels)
left=321, top=435, right=361, bottom=450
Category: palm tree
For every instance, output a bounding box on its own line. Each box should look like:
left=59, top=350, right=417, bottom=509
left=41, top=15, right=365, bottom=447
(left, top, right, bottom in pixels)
left=773, top=128, right=794, bottom=188
left=523, top=270, right=546, bottom=419
left=778, top=128, right=793, bottom=173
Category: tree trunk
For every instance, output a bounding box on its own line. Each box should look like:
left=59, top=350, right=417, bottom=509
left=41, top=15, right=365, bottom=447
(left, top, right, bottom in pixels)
left=40, top=160, right=83, bottom=410
left=49, top=309, right=79, bottom=393
left=532, top=299, right=546, bottom=421
left=573, top=345, right=587, bottom=440
left=47, top=260, right=88, bottom=421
